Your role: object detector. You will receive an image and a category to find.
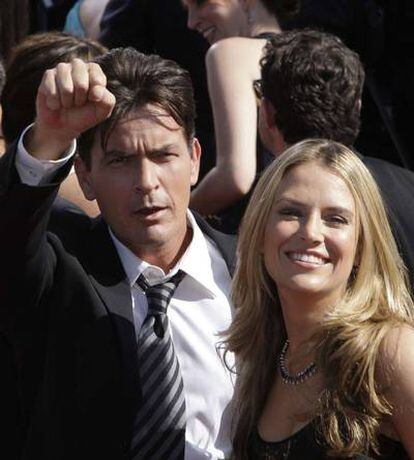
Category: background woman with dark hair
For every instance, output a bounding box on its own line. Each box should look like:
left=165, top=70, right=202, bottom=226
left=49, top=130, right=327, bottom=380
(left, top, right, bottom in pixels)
left=1, top=31, right=106, bottom=216
left=0, top=0, right=30, bottom=63
left=183, top=0, right=299, bottom=233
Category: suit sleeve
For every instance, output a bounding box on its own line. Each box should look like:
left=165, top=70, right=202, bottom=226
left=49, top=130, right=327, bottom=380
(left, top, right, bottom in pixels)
left=0, top=144, right=73, bottom=335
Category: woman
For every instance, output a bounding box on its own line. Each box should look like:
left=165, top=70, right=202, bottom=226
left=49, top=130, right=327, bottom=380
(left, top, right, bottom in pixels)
left=64, top=0, right=111, bottom=39
left=225, top=139, right=414, bottom=458
left=183, top=0, right=299, bottom=233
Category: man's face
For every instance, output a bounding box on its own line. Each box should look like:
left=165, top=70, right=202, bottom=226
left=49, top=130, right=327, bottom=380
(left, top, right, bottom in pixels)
left=76, top=105, right=201, bottom=268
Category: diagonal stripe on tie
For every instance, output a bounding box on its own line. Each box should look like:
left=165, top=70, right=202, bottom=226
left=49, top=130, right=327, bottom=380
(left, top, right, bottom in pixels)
left=130, top=270, right=186, bottom=460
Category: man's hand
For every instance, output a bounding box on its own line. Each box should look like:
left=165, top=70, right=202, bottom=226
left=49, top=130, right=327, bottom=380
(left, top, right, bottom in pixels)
left=26, top=59, right=116, bottom=160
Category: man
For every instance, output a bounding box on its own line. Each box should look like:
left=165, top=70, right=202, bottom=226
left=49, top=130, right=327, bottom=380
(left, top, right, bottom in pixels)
left=0, top=48, right=235, bottom=459
left=257, top=29, right=414, bottom=288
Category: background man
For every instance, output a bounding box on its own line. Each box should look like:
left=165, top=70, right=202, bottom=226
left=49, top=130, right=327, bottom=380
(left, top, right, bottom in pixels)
left=0, top=48, right=235, bottom=459
left=258, top=29, right=414, bottom=288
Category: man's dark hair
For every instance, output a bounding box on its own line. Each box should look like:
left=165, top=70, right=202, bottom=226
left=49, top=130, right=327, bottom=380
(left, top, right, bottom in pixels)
left=1, top=32, right=106, bottom=144
left=260, top=29, right=365, bottom=146
left=78, top=47, right=196, bottom=168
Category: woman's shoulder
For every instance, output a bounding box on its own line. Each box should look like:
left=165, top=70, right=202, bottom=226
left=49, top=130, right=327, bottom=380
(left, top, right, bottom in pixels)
left=376, top=323, right=414, bottom=454
left=207, top=36, right=267, bottom=61
left=379, top=324, right=414, bottom=365
left=206, top=37, right=266, bottom=78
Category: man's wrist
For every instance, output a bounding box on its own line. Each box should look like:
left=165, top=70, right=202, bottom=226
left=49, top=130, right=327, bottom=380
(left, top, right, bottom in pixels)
left=24, top=124, right=75, bottom=161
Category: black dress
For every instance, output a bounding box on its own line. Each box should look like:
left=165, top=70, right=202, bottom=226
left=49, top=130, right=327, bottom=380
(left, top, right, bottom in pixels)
left=247, top=420, right=408, bottom=460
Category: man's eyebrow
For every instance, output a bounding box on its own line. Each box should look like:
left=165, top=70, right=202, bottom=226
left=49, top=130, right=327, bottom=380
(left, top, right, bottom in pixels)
left=103, top=144, right=180, bottom=156
left=103, top=149, right=130, bottom=157
left=149, top=144, right=180, bottom=154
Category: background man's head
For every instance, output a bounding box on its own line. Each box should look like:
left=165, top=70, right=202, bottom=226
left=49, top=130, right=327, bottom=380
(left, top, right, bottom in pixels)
left=1, top=31, right=106, bottom=145
left=258, top=29, right=365, bottom=156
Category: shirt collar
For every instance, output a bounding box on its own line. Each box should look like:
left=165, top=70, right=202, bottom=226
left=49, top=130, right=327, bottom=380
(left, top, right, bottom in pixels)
left=109, top=211, right=218, bottom=297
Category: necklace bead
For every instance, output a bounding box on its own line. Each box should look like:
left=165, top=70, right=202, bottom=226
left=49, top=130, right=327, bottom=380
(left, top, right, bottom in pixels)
left=278, top=340, right=317, bottom=385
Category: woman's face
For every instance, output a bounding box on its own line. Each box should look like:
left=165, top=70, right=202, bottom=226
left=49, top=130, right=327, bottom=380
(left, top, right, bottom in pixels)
left=263, top=161, right=358, bottom=306
left=183, top=0, right=246, bottom=44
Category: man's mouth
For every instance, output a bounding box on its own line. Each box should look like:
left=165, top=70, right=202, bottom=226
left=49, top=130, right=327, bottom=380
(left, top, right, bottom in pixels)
left=135, top=206, right=167, bottom=218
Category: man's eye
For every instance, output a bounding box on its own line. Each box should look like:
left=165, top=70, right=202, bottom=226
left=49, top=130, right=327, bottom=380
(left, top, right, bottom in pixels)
left=109, top=156, right=128, bottom=165
left=154, top=152, right=176, bottom=162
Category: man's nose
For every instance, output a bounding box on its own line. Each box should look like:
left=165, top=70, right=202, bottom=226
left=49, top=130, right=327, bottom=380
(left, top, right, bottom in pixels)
left=134, top=160, right=158, bottom=193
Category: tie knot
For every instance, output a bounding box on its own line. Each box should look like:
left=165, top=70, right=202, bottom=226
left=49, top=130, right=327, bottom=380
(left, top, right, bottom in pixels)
left=137, top=270, right=186, bottom=316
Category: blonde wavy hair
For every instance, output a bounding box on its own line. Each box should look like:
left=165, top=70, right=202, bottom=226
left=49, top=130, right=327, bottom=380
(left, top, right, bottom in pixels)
left=225, top=139, right=414, bottom=458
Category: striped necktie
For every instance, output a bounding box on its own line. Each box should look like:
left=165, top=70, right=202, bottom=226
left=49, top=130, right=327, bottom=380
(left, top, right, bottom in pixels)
left=130, top=270, right=186, bottom=460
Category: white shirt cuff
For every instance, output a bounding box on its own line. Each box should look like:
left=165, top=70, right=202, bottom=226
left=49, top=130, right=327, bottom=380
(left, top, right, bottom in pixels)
left=16, top=124, right=77, bottom=186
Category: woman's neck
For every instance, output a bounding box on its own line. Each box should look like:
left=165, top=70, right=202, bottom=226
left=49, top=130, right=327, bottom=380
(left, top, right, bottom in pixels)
left=279, top=291, right=339, bottom=355
left=247, top=2, right=282, bottom=37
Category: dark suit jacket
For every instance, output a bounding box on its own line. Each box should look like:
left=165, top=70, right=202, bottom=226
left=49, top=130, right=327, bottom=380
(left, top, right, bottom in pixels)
left=0, top=147, right=236, bottom=460
left=362, top=156, right=414, bottom=289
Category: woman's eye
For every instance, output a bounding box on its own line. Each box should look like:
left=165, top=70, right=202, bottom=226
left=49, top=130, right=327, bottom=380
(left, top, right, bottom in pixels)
left=278, top=208, right=301, bottom=218
left=326, top=215, right=347, bottom=225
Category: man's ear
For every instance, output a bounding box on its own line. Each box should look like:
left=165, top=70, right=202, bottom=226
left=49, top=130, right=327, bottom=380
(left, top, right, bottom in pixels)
left=74, top=155, right=96, bottom=201
left=356, top=98, right=362, bottom=114
left=261, top=98, right=276, bottom=130
left=190, top=137, right=201, bottom=187
left=260, top=98, right=287, bottom=157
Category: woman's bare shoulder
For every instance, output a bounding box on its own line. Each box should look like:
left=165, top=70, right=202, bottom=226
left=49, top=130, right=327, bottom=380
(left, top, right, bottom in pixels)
left=377, top=323, right=414, bottom=388
left=207, top=37, right=267, bottom=62
left=206, top=37, right=267, bottom=77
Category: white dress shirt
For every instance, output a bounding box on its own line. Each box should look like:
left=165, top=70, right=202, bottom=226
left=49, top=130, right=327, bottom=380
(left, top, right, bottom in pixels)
left=16, top=130, right=236, bottom=459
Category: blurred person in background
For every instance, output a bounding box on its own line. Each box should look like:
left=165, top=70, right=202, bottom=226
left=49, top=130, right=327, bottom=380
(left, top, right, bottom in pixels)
left=183, top=0, right=300, bottom=234
left=64, top=0, right=111, bottom=39
left=1, top=31, right=106, bottom=216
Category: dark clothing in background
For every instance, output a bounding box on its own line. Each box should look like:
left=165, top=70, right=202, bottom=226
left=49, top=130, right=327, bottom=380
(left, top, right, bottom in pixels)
left=362, top=155, right=414, bottom=290
left=283, top=0, right=413, bottom=170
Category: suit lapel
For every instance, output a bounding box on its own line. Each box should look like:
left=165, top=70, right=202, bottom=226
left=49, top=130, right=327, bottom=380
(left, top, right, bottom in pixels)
left=82, top=218, right=141, bottom=405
